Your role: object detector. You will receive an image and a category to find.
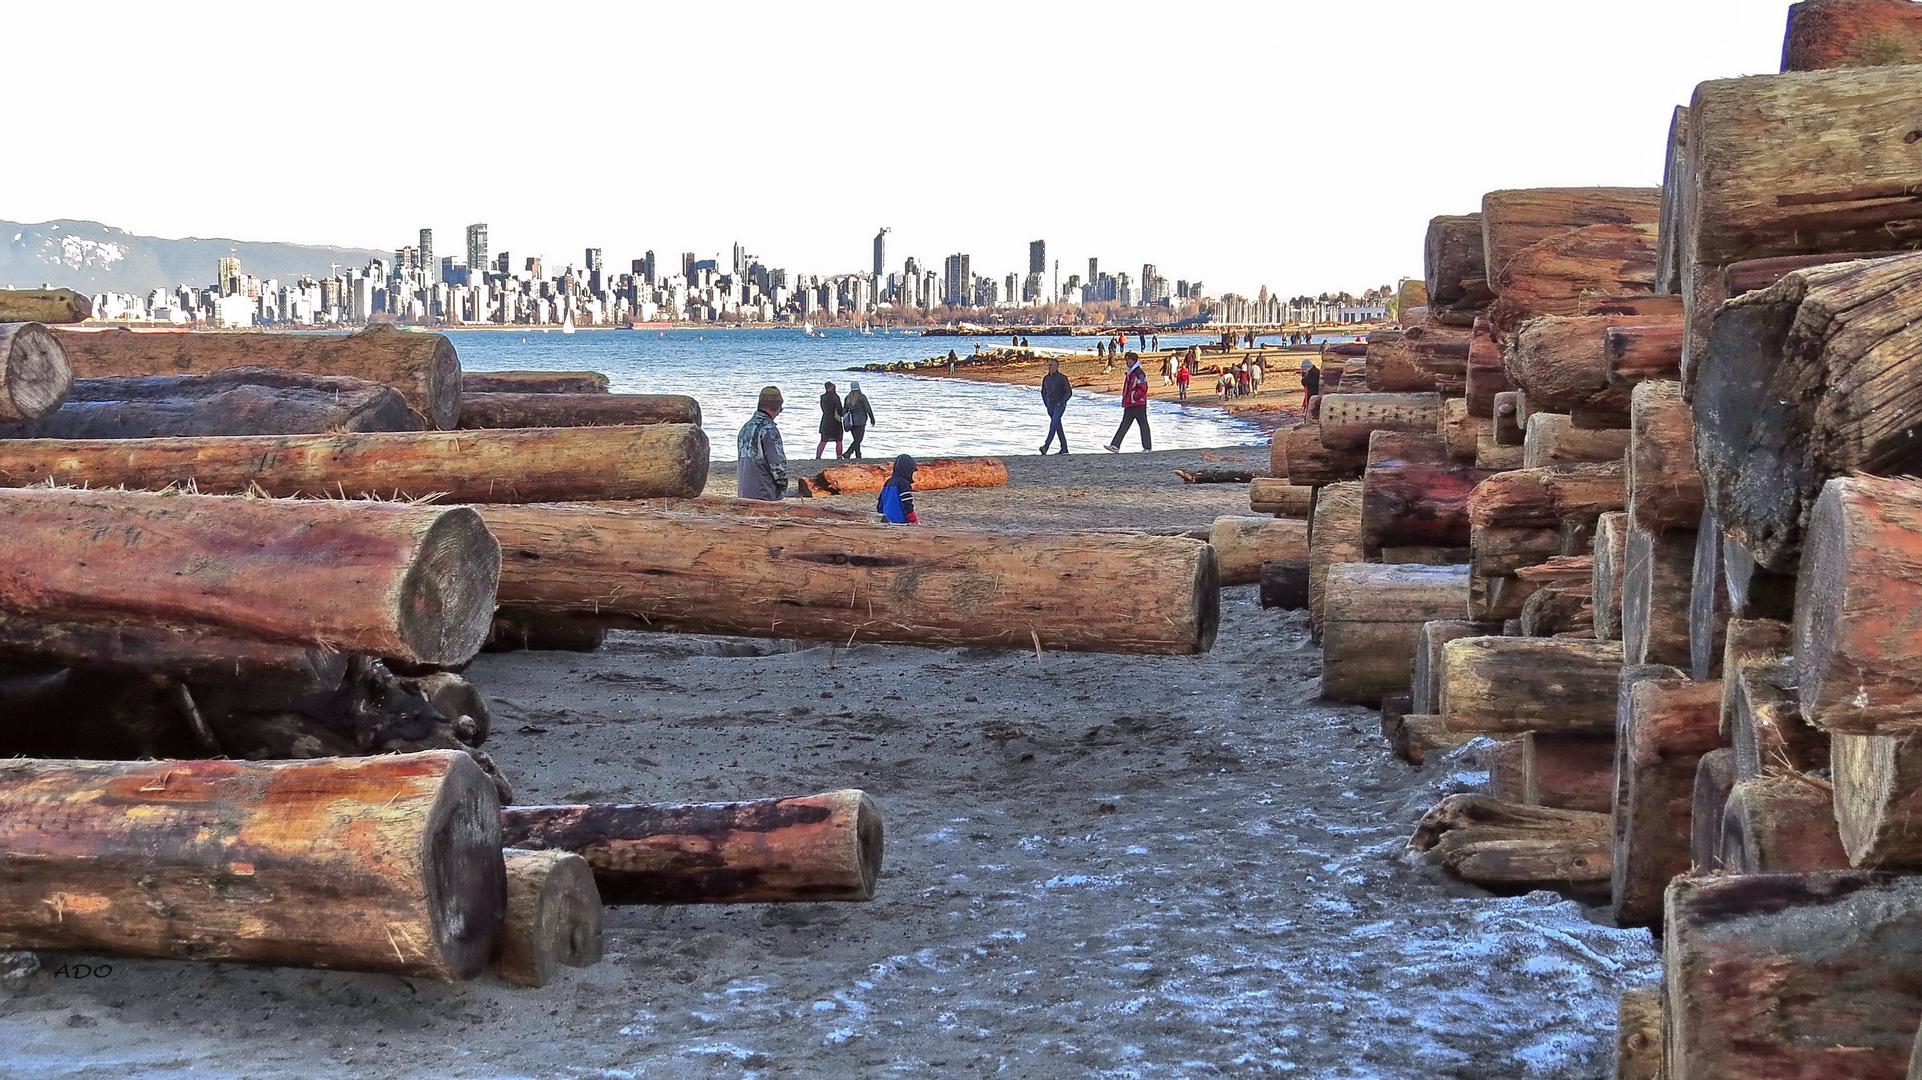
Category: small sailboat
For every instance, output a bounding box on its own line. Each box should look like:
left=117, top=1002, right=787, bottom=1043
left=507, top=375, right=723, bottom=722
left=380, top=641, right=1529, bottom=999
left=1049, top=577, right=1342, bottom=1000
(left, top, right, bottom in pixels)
left=802, top=320, right=814, bottom=337
left=560, top=305, right=576, bottom=335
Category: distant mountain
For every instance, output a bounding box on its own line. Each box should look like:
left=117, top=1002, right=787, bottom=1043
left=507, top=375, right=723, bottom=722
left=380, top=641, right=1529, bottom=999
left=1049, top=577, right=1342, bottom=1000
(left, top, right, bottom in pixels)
left=0, top=219, right=390, bottom=295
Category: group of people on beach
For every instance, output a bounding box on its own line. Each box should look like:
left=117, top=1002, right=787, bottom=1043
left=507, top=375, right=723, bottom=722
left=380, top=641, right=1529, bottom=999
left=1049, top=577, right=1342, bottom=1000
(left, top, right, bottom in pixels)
left=736, top=383, right=918, bottom=524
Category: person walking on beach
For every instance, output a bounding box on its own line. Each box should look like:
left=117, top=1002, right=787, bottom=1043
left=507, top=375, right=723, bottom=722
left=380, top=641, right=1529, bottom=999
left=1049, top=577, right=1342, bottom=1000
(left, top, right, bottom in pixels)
left=877, top=454, right=920, bottom=524
left=843, top=380, right=875, bottom=459
left=1250, top=356, right=1264, bottom=394
left=1163, top=352, right=1177, bottom=386
left=737, top=386, right=789, bottom=500
left=1040, top=356, right=1072, bottom=454
left=1106, top=352, right=1151, bottom=453
left=1103, top=344, right=1116, bottom=375
left=816, top=382, right=846, bottom=459
left=1300, top=356, right=1321, bottom=410
left=1175, top=361, right=1191, bottom=400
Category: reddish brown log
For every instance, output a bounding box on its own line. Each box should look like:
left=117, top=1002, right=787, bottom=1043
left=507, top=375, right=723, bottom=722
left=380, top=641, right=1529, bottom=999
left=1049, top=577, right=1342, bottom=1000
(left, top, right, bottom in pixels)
left=1604, top=320, right=1684, bottom=391
left=1472, top=524, right=1563, bottom=578
left=1782, top=0, right=1922, bottom=70
left=1466, top=462, right=1625, bottom=528
left=1796, top=475, right=1922, bottom=733
left=1613, top=668, right=1725, bottom=926
left=1360, top=433, right=1494, bottom=550
left=1623, top=519, right=1695, bottom=667
left=1365, top=323, right=1472, bottom=393
left=1523, top=732, right=1614, bottom=812
left=1503, top=314, right=1645, bottom=417
left=806, top=457, right=1006, bottom=495
left=462, top=370, right=608, bottom=394
left=458, top=392, right=700, bottom=429
left=1721, top=777, right=1852, bottom=872
left=1280, top=425, right=1368, bottom=485
left=0, top=487, right=500, bottom=665
left=1211, top=516, right=1310, bottom=586
left=1486, top=223, right=1661, bottom=340
left=1465, top=319, right=1511, bottom=417
left=54, top=324, right=462, bottom=429
left=0, top=751, right=504, bottom=979
left=1479, top=188, right=1663, bottom=290
left=499, top=790, right=882, bottom=904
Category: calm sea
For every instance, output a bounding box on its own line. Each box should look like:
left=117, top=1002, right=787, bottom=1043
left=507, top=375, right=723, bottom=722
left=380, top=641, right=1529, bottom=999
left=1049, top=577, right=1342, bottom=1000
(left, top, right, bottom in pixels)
left=448, top=327, right=1324, bottom=459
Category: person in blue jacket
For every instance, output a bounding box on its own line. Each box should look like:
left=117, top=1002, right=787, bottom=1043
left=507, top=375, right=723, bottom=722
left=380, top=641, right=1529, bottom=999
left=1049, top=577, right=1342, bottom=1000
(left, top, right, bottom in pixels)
left=878, top=454, right=919, bottom=524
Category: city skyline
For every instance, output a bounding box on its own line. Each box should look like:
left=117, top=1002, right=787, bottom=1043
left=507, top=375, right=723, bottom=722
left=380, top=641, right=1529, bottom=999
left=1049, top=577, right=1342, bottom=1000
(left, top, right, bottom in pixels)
left=0, top=3, right=1787, bottom=299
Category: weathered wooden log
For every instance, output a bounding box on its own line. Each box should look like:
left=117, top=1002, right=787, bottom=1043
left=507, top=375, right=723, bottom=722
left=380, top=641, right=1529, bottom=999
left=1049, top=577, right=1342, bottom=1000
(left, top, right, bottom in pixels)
left=1436, top=397, right=1482, bottom=462
left=1466, top=462, right=1625, bottom=528
left=1414, top=620, right=1498, bottom=715
left=1441, top=636, right=1624, bottom=734
left=500, top=790, right=882, bottom=904
left=1559, top=515, right=1595, bottom=556
left=0, top=487, right=499, bottom=665
left=1721, top=617, right=1795, bottom=735
left=494, top=849, right=602, bottom=988
left=1474, top=435, right=1523, bottom=470
left=0, top=367, right=419, bottom=439
left=1513, top=554, right=1594, bottom=583
left=1700, top=253, right=1922, bottom=571
left=1583, top=294, right=1683, bottom=318
left=1594, top=514, right=1629, bottom=640
left=1622, top=519, right=1695, bottom=668
left=1321, top=563, right=1471, bottom=704
left=1523, top=732, right=1613, bottom=812
left=0, top=614, right=347, bottom=683
left=1392, top=714, right=1474, bottom=765
left=1316, top=393, right=1441, bottom=451
left=1176, top=469, right=1258, bottom=486
left=1725, top=250, right=1916, bottom=297
left=458, top=392, right=700, bottom=429
left=1520, top=413, right=1628, bottom=469
left=1479, top=188, right=1663, bottom=290
left=1503, top=314, right=1644, bottom=417
left=462, top=370, right=608, bottom=394
left=1666, top=871, right=1922, bottom=1078
left=1656, top=105, right=1691, bottom=295
left=1408, top=793, right=1611, bottom=896
left=1613, top=668, right=1724, bottom=926
left=1360, top=435, right=1494, bottom=550
left=1465, top=318, right=1511, bottom=417
left=1487, top=737, right=1528, bottom=801
left=1832, top=731, right=1922, bottom=869
left=0, top=424, right=709, bottom=502
left=1604, top=321, right=1684, bottom=391
left=1471, top=573, right=1538, bottom=622
left=0, top=289, right=90, bottom=324
left=1211, top=515, right=1310, bottom=586
left=0, top=323, right=74, bottom=422
left=1258, top=559, right=1310, bottom=610
left=0, top=751, right=503, bottom=979
left=1248, top=478, right=1313, bottom=518
left=1279, top=425, right=1367, bottom=485
left=1617, top=988, right=1666, bottom=1080
left=1492, top=392, right=1525, bottom=446
left=805, top=457, right=1006, bottom=495
left=583, top=496, right=882, bottom=522
left=1690, top=748, right=1738, bottom=871
left=54, top=324, right=462, bottom=429
left=481, top=504, right=1219, bottom=654
left=1308, top=481, right=1364, bottom=640
left=1517, top=583, right=1592, bottom=637
left=1486, top=223, right=1661, bottom=340
left=1397, top=279, right=1427, bottom=320
left=1625, top=380, right=1703, bottom=536
left=1426, top=213, right=1494, bottom=315
left=1366, top=323, right=1472, bottom=393
left=1471, top=524, right=1562, bottom=578
left=1722, top=777, right=1852, bottom=873
left=1782, top=0, right=1922, bottom=71
left=1730, top=654, right=1828, bottom=780
left=1796, top=475, right=1922, bottom=733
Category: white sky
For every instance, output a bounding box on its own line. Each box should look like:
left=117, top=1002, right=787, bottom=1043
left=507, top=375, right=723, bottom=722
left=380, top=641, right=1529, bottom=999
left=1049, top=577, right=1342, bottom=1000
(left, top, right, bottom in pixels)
left=4, top=1, right=1788, bottom=296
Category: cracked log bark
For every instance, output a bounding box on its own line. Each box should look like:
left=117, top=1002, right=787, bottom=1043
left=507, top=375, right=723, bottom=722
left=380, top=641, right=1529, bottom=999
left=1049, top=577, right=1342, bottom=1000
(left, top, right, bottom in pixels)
left=0, top=751, right=504, bottom=980
left=0, top=367, right=420, bottom=438
left=480, top=504, right=1220, bottom=654
left=500, top=790, right=883, bottom=904
left=461, top=370, right=608, bottom=394
left=1440, top=636, right=1625, bottom=734
left=0, top=322, right=74, bottom=422
left=54, top=324, right=462, bottom=429
left=1613, top=668, right=1724, bottom=926
left=1796, top=475, right=1922, bottom=733
left=458, top=392, right=700, bottom=429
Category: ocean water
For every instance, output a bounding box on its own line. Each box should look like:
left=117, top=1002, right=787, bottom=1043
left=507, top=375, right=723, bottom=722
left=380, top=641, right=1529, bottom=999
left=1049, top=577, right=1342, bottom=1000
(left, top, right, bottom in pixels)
left=448, top=327, right=1297, bottom=459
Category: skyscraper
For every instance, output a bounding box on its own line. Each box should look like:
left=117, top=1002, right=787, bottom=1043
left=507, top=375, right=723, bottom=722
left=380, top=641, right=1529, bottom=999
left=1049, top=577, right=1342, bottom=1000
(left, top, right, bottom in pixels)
left=418, top=229, right=433, bottom=275
left=1088, top=257, right=1098, bottom=286
left=943, top=253, right=970, bottom=307
left=642, top=250, right=657, bottom=285
left=465, top=225, right=488, bottom=280
left=585, top=248, right=603, bottom=272
left=217, top=256, right=241, bottom=297
left=731, top=242, right=745, bottom=275
left=1029, top=240, right=1046, bottom=276
left=872, top=227, right=889, bottom=281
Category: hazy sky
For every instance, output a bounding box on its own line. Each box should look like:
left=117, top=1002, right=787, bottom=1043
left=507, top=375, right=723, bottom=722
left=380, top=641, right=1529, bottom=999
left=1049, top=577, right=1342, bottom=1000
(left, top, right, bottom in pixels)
left=4, top=1, right=1788, bottom=296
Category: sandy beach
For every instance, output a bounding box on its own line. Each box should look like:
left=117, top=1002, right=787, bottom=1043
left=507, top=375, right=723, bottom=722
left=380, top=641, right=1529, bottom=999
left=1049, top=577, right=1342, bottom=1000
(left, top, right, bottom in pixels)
left=0, top=446, right=1652, bottom=1080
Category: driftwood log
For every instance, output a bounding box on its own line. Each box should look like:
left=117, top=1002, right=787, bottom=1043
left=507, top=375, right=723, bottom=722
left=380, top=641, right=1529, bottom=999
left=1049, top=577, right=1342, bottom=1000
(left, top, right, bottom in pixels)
left=1613, top=668, right=1724, bottom=926
left=1408, top=794, right=1611, bottom=897
left=1479, top=188, right=1662, bottom=290
left=1781, top=0, right=1922, bottom=70
left=0, top=751, right=504, bottom=979
left=1258, top=560, right=1310, bottom=610
left=1796, top=475, right=1922, bottom=734
left=494, top=849, right=602, bottom=988
left=1210, top=516, right=1309, bottom=586
left=0, top=367, right=419, bottom=438
left=1317, top=393, right=1441, bottom=451
left=1466, top=462, right=1625, bottom=528
left=0, top=289, right=90, bottom=324
left=0, top=322, right=74, bottom=422
left=1486, top=223, right=1660, bottom=340
left=1308, top=480, right=1365, bottom=639
left=1320, top=563, right=1471, bottom=704
left=458, top=392, right=700, bottom=429
left=462, top=370, right=608, bottom=394
left=1248, top=478, right=1314, bottom=518
left=1441, top=636, right=1625, bottom=734
left=500, top=790, right=882, bottom=904
left=803, top=457, right=1006, bottom=495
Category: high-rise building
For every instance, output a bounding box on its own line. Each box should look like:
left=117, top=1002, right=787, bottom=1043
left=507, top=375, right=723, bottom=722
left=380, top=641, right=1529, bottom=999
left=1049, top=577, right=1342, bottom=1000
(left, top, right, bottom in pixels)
left=642, top=250, right=657, bottom=285
left=585, top=248, right=603, bottom=272
left=682, top=252, right=698, bottom=281
left=466, top=225, right=488, bottom=279
left=943, top=253, right=971, bottom=307
left=872, top=227, right=889, bottom=281
left=524, top=256, right=542, bottom=279
left=1029, top=240, right=1046, bottom=276
left=418, top=229, right=434, bottom=274
left=731, top=242, right=745, bottom=275
left=217, top=256, right=241, bottom=297
left=1087, top=258, right=1098, bottom=287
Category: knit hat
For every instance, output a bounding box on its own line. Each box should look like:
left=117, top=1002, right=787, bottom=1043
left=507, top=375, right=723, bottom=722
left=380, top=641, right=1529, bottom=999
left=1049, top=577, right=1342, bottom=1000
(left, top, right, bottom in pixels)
left=757, top=386, right=783, bottom=411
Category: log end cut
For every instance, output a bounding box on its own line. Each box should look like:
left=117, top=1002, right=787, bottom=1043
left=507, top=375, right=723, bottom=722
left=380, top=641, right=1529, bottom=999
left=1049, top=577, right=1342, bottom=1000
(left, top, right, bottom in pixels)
left=0, top=323, right=74, bottom=422
left=399, top=506, right=505, bottom=665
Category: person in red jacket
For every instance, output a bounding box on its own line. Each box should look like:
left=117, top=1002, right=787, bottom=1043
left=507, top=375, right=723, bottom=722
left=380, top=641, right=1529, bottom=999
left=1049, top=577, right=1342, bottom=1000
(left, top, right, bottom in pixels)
left=1106, top=352, right=1152, bottom=452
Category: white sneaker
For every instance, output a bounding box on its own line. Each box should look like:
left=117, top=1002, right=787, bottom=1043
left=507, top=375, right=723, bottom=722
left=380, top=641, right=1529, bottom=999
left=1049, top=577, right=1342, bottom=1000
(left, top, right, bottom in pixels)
left=1104, top=444, right=1119, bottom=453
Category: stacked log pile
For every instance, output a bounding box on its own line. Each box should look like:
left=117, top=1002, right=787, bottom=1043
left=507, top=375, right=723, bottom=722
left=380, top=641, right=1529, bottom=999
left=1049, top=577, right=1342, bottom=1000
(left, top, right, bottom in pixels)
left=1283, top=17, right=1922, bottom=1071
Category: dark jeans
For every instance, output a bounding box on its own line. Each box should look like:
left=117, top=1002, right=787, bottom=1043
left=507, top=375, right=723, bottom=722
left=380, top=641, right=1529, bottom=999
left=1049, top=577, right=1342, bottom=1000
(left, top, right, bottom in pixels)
left=848, top=425, right=866, bottom=458
left=1042, top=412, right=1068, bottom=452
left=1111, top=405, right=1151, bottom=450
